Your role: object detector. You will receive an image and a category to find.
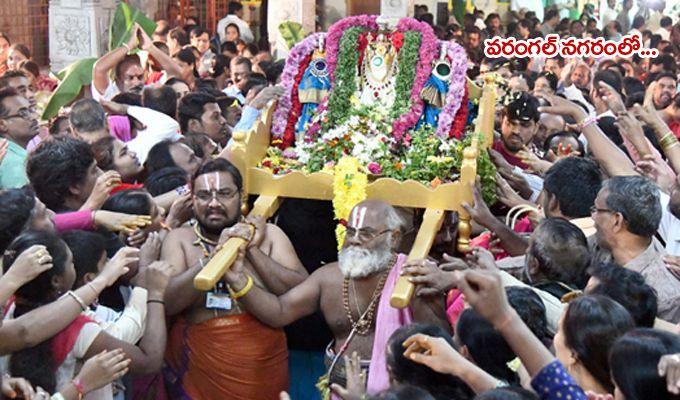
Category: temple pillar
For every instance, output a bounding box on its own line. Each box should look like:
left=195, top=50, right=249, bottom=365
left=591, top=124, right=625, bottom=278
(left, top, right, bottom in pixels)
left=266, top=0, right=315, bottom=59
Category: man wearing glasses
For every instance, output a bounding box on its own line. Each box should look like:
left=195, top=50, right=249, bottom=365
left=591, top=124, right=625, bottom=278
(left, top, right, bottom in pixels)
left=0, top=87, right=38, bottom=189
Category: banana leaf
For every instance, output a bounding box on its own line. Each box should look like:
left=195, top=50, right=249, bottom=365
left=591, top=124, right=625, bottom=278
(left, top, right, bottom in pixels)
left=42, top=3, right=156, bottom=120
left=109, top=2, right=156, bottom=51
left=41, top=57, right=96, bottom=120
left=278, top=21, right=305, bottom=50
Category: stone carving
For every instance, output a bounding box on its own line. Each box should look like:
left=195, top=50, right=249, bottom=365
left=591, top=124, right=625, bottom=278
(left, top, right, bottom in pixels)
left=52, top=14, right=91, bottom=57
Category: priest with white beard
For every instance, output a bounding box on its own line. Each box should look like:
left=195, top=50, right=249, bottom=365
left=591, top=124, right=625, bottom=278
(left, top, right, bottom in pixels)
left=222, top=200, right=450, bottom=397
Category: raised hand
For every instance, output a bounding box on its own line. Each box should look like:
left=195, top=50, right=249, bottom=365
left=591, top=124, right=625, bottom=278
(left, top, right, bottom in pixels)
left=138, top=231, right=162, bottom=268
left=137, top=23, right=154, bottom=51
left=165, top=192, right=193, bottom=229
left=85, top=171, right=122, bottom=210
left=330, top=352, right=367, bottom=400
left=517, top=148, right=553, bottom=174
left=403, top=333, right=465, bottom=375
left=465, top=247, right=498, bottom=271
left=144, top=261, right=173, bottom=298
left=402, top=258, right=459, bottom=296
left=99, top=247, right=140, bottom=287
left=77, top=349, right=131, bottom=394
left=3, top=245, right=53, bottom=289
left=597, top=81, right=626, bottom=116
left=461, top=179, right=496, bottom=228
left=537, top=93, right=588, bottom=123
left=635, top=155, right=675, bottom=193
left=94, top=210, right=151, bottom=233
left=1, top=376, right=35, bottom=400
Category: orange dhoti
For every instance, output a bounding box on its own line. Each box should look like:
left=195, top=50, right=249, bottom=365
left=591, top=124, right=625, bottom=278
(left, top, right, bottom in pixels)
left=164, top=313, right=288, bottom=400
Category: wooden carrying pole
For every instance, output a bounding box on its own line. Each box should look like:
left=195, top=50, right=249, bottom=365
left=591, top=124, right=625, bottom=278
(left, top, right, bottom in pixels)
left=389, top=75, right=496, bottom=308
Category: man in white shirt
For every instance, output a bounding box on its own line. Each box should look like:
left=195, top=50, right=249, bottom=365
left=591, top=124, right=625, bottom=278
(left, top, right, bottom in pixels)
left=216, top=1, right=255, bottom=44
left=599, top=0, right=619, bottom=29
left=656, top=16, right=673, bottom=41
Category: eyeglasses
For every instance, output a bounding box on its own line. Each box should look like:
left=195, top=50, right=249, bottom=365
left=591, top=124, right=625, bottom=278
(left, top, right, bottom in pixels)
left=0, top=108, right=36, bottom=121
left=194, top=189, right=239, bottom=203
left=345, top=227, right=391, bottom=242
left=590, top=205, right=614, bottom=215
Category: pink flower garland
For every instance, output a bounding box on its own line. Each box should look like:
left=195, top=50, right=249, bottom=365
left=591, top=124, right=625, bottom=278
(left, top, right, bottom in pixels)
left=326, top=15, right=378, bottom=81
left=391, top=18, right=438, bottom=142
left=435, top=41, right=469, bottom=138
left=271, top=33, right=325, bottom=142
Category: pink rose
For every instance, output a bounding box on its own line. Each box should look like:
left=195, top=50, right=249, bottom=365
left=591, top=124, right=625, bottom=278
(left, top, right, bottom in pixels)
left=367, top=162, right=382, bottom=174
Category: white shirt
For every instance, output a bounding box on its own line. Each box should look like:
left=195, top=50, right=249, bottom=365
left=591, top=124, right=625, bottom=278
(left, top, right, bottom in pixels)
left=656, top=28, right=671, bottom=41
left=658, top=191, right=680, bottom=256
left=216, top=14, right=255, bottom=44
left=510, top=0, right=544, bottom=21
left=124, top=106, right=182, bottom=164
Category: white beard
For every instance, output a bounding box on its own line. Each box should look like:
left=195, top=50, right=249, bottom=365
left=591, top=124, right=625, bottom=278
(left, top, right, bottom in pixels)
left=338, top=239, right=394, bottom=279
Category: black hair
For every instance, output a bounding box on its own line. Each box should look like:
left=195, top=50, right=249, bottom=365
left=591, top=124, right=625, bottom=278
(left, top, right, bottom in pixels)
left=587, top=263, right=658, bottom=328
left=593, top=69, right=623, bottom=97
left=372, top=384, right=436, bottom=400
left=510, top=72, right=535, bottom=91
left=4, top=230, right=71, bottom=393
left=174, top=47, right=197, bottom=74
left=648, top=71, right=678, bottom=86
left=0, top=87, right=19, bottom=119
left=114, top=54, right=142, bottom=82
left=91, top=136, right=117, bottom=172
left=26, top=137, right=95, bottom=211
left=622, top=77, right=645, bottom=98
left=0, top=71, right=28, bottom=90
left=387, top=323, right=474, bottom=400
left=611, top=329, right=680, bottom=400
left=144, top=166, right=188, bottom=196
left=145, top=140, right=179, bottom=175
left=475, top=387, right=539, bottom=400
left=221, top=41, right=238, bottom=54
left=168, top=27, right=189, bottom=48
left=632, top=16, right=645, bottom=30
left=506, top=287, right=551, bottom=346
left=165, top=77, right=189, bottom=89
left=228, top=1, right=243, bottom=14
left=182, top=132, right=211, bottom=158
left=242, top=73, right=267, bottom=97
left=650, top=55, right=677, bottom=74
left=69, top=99, right=107, bottom=134
left=226, top=23, right=241, bottom=38
left=194, top=157, right=242, bottom=191
left=563, top=295, right=635, bottom=393
left=457, top=309, right=519, bottom=385
left=189, top=26, right=209, bottom=39
left=233, top=56, right=252, bottom=71
left=213, top=54, right=231, bottom=78
left=0, top=187, right=36, bottom=253
left=660, top=17, right=673, bottom=28
left=142, top=85, right=177, bottom=117
left=243, top=43, right=259, bottom=56
left=543, top=131, right=585, bottom=156
left=19, top=60, right=39, bottom=78
left=264, top=60, right=285, bottom=85
left=536, top=71, right=558, bottom=92
left=101, top=189, right=153, bottom=216
left=61, top=230, right=106, bottom=287
left=178, top=92, right=216, bottom=133
left=48, top=116, right=70, bottom=137
left=504, top=92, right=540, bottom=122
left=543, top=157, right=602, bottom=218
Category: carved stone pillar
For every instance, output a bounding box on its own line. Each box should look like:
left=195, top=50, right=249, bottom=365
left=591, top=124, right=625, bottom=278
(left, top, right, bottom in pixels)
left=266, top=0, right=315, bottom=59
left=49, top=0, right=118, bottom=71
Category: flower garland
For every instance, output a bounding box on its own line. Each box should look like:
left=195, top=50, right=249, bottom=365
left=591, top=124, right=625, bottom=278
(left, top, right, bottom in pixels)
left=281, top=53, right=313, bottom=148
left=321, top=27, right=365, bottom=131
left=449, top=84, right=469, bottom=139
left=271, top=33, right=324, bottom=146
left=326, top=15, right=378, bottom=81
left=333, top=157, right=368, bottom=251
left=435, top=41, right=468, bottom=139
left=391, top=18, right=439, bottom=142
left=388, top=31, right=421, bottom=122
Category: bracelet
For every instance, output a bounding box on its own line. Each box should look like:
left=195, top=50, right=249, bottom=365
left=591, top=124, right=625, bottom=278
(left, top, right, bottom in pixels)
left=71, top=378, right=85, bottom=399
left=578, top=115, right=597, bottom=131
left=67, top=290, right=87, bottom=312
left=121, top=43, right=131, bottom=52
left=147, top=299, right=165, bottom=306
left=85, top=282, right=99, bottom=298
left=231, top=275, right=254, bottom=299
left=660, top=132, right=679, bottom=150
left=160, top=220, right=173, bottom=231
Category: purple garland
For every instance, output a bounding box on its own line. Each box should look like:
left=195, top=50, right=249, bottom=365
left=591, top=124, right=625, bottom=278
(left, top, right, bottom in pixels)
left=435, top=41, right=468, bottom=138
left=271, top=33, right=325, bottom=141
left=326, top=15, right=378, bottom=81
left=391, top=18, right=439, bottom=142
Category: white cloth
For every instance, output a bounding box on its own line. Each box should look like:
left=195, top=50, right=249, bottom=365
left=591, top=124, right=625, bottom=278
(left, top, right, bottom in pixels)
left=216, top=15, right=255, bottom=44
left=656, top=28, right=671, bottom=41
left=510, top=0, right=544, bottom=21
left=86, top=287, right=148, bottom=344
left=223, top=85, right=246, bottom=106
left=658, top=191, right=680, bottom=256
left=514, top=166, right=544, bottom=202
left=554, top=0, right=574, bottom=19
left=125, top=106, right=182, bottom=164
left=91, top=80, right=121, bottom=103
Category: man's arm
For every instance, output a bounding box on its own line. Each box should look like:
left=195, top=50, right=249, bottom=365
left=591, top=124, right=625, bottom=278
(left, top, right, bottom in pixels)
left=93, top=29, right=138, bottom=96
left=139, top=28, right=183, bottom=79
left=226, top=264, right=325, bottom=328
left=246, top=224, right=308, bottom=295
left=161, top=230, right=203, bottom=316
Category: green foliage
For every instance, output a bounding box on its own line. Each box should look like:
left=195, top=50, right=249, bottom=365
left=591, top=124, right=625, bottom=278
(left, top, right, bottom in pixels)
left=321, top=27, right=365, bottom=131
left=109, top=2, right=156, bottom=51
left=278, top=22, right=305, bottom=50
left=389, top=31, right=420, bottom=120
left=41, top=58, right=96, bottom=120
left=456, top=132, right=498, bottom=205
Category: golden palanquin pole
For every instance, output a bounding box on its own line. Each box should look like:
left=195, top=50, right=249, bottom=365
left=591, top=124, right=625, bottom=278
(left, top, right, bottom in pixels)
left=193, top=76, right=498, bottom=309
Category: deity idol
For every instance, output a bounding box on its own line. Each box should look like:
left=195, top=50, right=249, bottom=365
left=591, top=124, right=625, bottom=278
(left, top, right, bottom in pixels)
left=358, top=33, right=399, bottom=109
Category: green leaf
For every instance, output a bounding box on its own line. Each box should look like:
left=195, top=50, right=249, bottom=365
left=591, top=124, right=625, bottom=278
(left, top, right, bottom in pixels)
left=278, top=22, right=305, bottom=50
left=41, top=57, right=97, bottom=120
left=109, top=2, right=156, bottom=51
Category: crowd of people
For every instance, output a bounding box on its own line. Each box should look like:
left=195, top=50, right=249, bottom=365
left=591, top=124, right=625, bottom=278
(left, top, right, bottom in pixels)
left=0, top=0, right=679, bottom=399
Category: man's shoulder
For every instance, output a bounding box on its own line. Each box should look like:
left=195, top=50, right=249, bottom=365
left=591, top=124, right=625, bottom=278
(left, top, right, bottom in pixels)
left=164, top=225, right=195, bottom=244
